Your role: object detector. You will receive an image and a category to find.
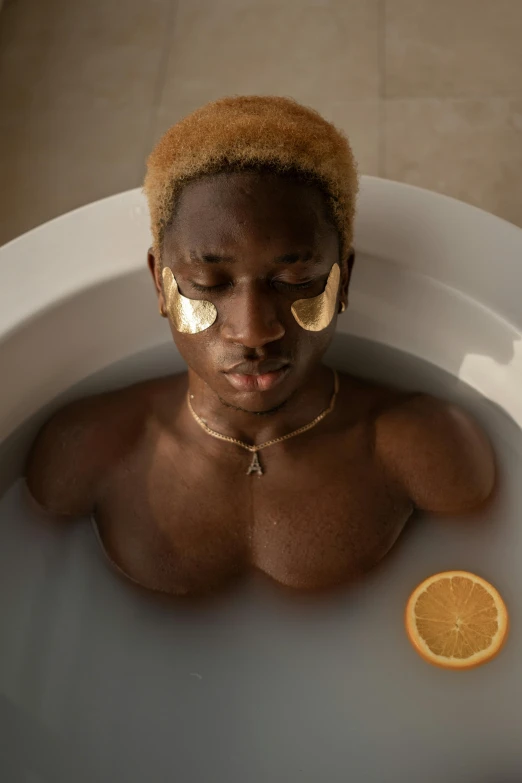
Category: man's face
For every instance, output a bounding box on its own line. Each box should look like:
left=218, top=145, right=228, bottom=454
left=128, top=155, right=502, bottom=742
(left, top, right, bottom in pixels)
left=151, top=171, right=348, bottom=414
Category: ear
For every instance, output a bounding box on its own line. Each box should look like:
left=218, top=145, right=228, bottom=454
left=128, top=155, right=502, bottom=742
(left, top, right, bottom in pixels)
left=147, top=247, right=166, bottom=313
left=339, top=248, right=356, bottom=311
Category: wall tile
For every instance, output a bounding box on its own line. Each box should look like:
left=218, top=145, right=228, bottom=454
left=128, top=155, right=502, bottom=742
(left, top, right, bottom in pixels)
left=386, top=0, right=522, bottom=98
left=384, top=98, right=522, bottom=226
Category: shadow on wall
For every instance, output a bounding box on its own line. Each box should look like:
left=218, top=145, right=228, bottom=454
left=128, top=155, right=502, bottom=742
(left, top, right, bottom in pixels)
left=350, top=252, right=519, bottom=369
left=0, top=268, right=170, bottom=493
left=0, top=693, right=103, bottom=783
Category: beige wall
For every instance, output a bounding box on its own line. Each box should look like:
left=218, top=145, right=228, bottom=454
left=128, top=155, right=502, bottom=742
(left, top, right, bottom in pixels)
left=1, top=0, right=521, bottom=245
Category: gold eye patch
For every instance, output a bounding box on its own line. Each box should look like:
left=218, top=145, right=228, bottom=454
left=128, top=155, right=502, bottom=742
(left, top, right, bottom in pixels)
left=291, top=263, right=341, bottom=331
left=162, top=267, right=217, bottom=334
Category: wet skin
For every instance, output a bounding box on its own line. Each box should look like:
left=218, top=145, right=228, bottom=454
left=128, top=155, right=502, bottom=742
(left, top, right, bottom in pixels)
left=26, top=172, right=496, bottom=596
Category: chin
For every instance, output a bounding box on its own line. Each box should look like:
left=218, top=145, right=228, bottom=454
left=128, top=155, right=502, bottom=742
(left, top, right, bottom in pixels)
left=222, top=388, right=291, bottom=415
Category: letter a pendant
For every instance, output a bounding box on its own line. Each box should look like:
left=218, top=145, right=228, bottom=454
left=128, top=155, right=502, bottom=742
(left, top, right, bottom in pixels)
left=246, top=451, right=263, bottom=476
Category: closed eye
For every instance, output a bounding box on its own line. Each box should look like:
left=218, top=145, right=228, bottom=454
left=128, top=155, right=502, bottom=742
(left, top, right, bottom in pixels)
left=189, top=281, right=231, bottom=293
left=274, top=279, right=316, bottom=291
left=190, top=278, right=320, bottom=293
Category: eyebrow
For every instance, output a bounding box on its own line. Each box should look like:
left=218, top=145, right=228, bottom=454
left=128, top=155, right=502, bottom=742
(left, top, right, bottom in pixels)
left=189, top=251, right=234, bottom=264
left=189, top=250, right=320, bottom=264
left=273, top=251, right=320, bottom=264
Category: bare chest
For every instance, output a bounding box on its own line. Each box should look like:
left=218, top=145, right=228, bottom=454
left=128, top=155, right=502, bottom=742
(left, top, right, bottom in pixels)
left=94, top=436, right=412, bottom=595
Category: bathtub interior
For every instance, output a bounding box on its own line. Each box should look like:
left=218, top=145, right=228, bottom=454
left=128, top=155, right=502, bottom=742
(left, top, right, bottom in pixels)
left=0, top=178, right=521, bottom=782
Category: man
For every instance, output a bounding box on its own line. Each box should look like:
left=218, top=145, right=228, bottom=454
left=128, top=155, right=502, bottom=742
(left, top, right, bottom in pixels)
left=26, top=96, right=495, bottom=596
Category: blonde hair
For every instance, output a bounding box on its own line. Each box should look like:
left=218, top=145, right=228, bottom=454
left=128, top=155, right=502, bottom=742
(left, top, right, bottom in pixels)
left=144, top=95, right=358, bottom=257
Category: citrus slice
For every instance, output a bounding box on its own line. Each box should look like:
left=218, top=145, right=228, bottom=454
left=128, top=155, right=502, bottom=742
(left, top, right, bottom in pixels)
left=405, top=571, right=508, bottom=669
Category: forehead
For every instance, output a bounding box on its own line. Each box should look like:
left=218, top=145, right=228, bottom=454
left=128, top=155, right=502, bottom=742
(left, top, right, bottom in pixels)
left=165, top=171, right=338, bottom=255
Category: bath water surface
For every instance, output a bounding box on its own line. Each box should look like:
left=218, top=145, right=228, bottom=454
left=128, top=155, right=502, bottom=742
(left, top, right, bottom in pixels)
left=0, top=336, right=520, bottom=783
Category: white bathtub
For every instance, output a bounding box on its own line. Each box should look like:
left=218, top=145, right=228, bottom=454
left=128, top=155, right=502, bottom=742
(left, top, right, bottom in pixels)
left=0, top=177, right=521, bottom=782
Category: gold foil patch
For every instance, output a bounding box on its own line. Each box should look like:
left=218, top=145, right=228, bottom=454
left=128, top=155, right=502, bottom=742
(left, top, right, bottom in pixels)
left=162, top=267, right=217, bottom=334
left=291, top=263, right=341, bottom=331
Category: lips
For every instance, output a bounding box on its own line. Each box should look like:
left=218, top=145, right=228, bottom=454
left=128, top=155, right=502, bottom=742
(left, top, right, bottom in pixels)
left=223, top=360, right=290, bottom=393
left=225, top=359, right=289, bottom=375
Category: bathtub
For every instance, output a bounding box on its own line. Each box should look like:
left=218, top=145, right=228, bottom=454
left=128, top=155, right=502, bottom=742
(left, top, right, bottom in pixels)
left=0, top=177, right=521, bottom=782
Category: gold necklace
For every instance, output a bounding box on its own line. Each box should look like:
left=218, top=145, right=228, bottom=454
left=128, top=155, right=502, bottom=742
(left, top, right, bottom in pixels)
left=187, top=369, right=339, bottom=476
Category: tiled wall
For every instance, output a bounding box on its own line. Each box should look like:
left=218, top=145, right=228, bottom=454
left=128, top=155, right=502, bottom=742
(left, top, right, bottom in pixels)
left=1, top=0, right=521, bottom=246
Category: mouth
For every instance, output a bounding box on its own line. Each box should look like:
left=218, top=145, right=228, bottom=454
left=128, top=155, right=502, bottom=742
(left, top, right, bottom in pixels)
left=223, top=362, right=290, bottom=393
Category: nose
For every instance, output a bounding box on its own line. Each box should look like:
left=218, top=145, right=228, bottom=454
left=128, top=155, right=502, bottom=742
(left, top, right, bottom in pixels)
left=221, top=284, right=285, bottom=349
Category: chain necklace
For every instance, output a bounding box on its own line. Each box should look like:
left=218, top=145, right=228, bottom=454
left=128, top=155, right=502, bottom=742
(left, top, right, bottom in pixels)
left=187, top=369, right=339, bottom=476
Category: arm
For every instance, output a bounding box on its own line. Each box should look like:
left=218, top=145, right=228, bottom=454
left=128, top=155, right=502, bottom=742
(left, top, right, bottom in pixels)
left=26, top=392, right=141, bottom=517
left=375, top=394, right=495, bottom=514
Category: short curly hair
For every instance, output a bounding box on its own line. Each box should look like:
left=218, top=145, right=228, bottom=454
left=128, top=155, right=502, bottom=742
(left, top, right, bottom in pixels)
left=144, top=95, right=359, bottom=258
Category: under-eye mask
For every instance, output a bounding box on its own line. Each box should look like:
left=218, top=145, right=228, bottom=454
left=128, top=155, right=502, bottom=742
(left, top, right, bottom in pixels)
left=162, top=267, right=218, bottom=334
left=291, top=263, right=340, bottom=331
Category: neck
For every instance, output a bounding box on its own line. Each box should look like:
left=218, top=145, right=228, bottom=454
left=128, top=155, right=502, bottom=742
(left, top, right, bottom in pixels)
left=186, top=364, right=335, bottom=446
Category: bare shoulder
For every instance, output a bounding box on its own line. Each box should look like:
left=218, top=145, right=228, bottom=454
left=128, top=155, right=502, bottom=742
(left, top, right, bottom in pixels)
left=374, top=392, right=496, bottom=514
left=26, top=374, right=185, bottom=516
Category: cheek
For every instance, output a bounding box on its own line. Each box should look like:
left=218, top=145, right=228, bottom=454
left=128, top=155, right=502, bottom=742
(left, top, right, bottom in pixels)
left=170, top=327, right=221, bottom=374
left=171, top=328, right=204, bottom=363
left=289, top=319, right=336, bottom=361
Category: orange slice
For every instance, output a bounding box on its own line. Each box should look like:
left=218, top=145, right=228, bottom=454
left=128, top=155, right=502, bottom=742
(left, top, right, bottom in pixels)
left=405, top=571, right=508, bottom=669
